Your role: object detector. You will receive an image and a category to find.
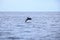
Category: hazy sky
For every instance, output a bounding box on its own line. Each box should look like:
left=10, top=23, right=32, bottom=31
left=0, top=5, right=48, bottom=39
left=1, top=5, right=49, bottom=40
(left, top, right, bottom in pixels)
left=0, top=0, right=60, bottom=11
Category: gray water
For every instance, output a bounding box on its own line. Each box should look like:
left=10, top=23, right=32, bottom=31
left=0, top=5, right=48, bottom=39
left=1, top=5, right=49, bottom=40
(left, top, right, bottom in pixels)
left=0, top=12, right=60, bottom=40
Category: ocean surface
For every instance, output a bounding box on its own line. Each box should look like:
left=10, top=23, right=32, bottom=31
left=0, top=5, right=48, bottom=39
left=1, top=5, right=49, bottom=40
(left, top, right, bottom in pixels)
left=0, top=12, right=60, bottom=40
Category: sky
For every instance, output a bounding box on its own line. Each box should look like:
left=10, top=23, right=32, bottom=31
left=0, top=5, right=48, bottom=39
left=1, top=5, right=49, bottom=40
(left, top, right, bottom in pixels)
left=0, top=0, right=60, bottom=11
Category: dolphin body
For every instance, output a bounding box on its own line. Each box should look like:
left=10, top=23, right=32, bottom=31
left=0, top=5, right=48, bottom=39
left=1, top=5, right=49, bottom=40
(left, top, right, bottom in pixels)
left=25, top=17, right=32, bottom=23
